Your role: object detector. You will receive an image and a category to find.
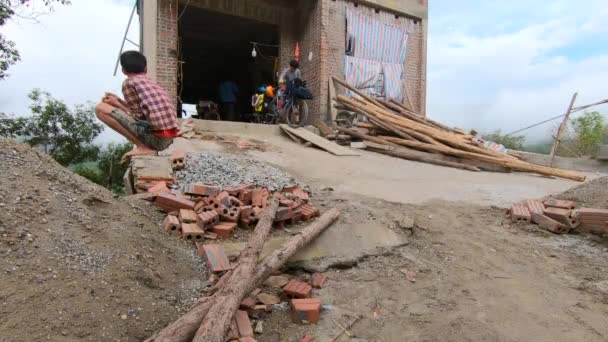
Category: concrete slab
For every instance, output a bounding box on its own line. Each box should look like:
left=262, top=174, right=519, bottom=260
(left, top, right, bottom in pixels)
left=188, top=119, right=282, bottom=136
left=221, top=221, right=408, bottom=272
left=130, top=155, right=173, bottom=180
left=164, top=135, right=596, bottom=208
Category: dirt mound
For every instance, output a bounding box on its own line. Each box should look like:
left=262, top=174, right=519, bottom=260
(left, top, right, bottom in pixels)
left=0, top=138, right=207, bottom=341
left=555, top=176, right=608, bottom=209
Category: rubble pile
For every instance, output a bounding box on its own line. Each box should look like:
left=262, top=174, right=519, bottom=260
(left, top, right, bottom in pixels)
left=175, top=151, right=296, bottom=191
left=509, top=197, right=608, bottom=236
left=144, top=151, right=338, bottom=341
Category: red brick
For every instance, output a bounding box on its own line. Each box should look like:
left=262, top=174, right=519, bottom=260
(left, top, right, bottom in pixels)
left=235, top=310, right=253, bottom=337
left=543, top=207, right=577, bottom=227
left=252, top=188, right=269, bottom=207
left=526, top=199, right=545, bottom=215
left=301, top=333, right=315, bottom=342
left=209, top=191, right=233, bottom=210
left=148, top=181, right=169, bottom=193
left=211, top=222, right=237, bottom=239
left=291, top=298, right=321, bottom=324
left=275, top=207, right=295, bottom=222
left=577, top=208, right=608, bottom=218
left=531, top=213, right=569, bottom=234
left=239, top=189, right=253, bottom=205
left=280, top=199, right=295, bottom=207
left=181, top=223, right=204, bottom=241
left=219, top=205, right=241, bottom=222
left=184, top=184, right=220, bottom=197
left=198, top=244, right=231, bottom=273
left=283, top=280, right=312, bottom=298
left=284, top=186, right=310, bottom=201
left=155, top=193, right=195, bottom=212
left=225, top=184, right=255, bottom=196
left=252, top=207, right=263, bottom=218
left=197, top=210, right=220, bottom=229
left=543, top=199, right=576, bottom=210
left=204, top=231, right=218, bottom=240
left=194, top=200, right=207, bottom=213
left=163, top=215, right=181, bottom=233
left=310, top=273, right=327, bottom=289
left=300, top=205, right=320, bottom=220
left=179, top=209, right=198, bottom=223
left=240, top=297, right=257, bottom=312
left=511, top=203, right=531, bottom=223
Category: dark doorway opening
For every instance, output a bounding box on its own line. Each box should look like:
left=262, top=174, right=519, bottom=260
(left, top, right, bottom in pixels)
left=179, top=7, right=279, bottom=122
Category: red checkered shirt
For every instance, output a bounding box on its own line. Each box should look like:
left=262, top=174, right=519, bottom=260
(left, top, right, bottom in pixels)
left=122, top=74, right=177, bottom=131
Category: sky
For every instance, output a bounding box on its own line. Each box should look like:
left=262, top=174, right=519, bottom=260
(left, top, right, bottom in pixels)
left=1, top=0, right=608, bottom=145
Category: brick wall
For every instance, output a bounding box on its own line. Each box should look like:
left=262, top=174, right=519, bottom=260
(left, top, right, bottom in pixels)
left=154, top=0, right=427, bottom=118
left=404, top=19, right=427, bottom=115
left=319, top=0, right=427, bottom=119
left=157, top=0, right=178, bottom=105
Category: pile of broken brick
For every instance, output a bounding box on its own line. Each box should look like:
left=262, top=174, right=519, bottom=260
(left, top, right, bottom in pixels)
left=221, top=272, right=327, bottom=340
left=148, top=178, right=329, bottom=339
left=510, top=198, right=608, bottom=235
left=157, top=183, right=320, bottom=241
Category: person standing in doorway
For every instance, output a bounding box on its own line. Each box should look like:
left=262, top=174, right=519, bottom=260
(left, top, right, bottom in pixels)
left=218, top=78, right=239, bottom=121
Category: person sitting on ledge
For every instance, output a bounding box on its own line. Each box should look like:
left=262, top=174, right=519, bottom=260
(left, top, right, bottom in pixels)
left=95, top=50, right=178, bottom=161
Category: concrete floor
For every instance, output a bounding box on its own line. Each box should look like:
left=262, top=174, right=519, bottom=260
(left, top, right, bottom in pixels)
left=167, top=133, right=593, bottom=208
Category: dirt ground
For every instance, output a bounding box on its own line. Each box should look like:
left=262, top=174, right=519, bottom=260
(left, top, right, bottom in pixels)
left=2, top=136, right=608, bottom=342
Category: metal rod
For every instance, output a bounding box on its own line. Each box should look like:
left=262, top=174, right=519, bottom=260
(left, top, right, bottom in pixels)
left=125, top=38, right=140, bottom=47
left=113, top=1, right=138, bottom=76
left=250, top=41, right=280, bottom=48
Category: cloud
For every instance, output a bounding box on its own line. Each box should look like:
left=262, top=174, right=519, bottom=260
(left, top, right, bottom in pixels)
left=428, top=0, right=608, bottom=142
left=0, top=0, right=138, bottom=144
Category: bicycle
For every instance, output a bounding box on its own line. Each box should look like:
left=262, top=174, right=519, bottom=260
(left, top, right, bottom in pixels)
left=269, top=80, right=311, bottom=127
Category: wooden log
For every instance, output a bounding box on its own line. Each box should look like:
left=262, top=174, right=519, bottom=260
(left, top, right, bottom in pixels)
left=368, top=144, right=481, bottom=172
left=336, top=127, right=481, bottom=172
left=145, top=208, right=341, bottom=342
left=380, top=136, right=586, bottom=181
left=338, top=95, right=519, bottom=161
left=192, top=196, right=280, bottom=341
left=341, top=100, right=444, bottom=146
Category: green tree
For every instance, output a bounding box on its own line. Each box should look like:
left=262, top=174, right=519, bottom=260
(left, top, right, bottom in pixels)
left=1, top=0, right=70, bottom=80
left=570, top=111, right=605, bottom=156
left=482, top=130, right=526, bottom=151
left=0, top=89, right=104, bottom=165
left=98, top=142, right=133, bottom=193
left=73, top=164, right=104, bottom=185
left=0, top=112, right=27, bottom=137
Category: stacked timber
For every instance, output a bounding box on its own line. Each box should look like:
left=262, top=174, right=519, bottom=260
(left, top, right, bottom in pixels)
left=332, top=77, right=585, bottom=182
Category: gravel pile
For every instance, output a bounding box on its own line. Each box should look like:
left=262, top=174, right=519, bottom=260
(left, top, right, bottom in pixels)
left=175, top=152, right=297, bottom=190
left=556, top=176, right=608, bottom=209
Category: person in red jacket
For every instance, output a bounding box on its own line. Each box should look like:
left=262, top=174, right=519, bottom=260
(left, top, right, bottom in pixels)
left=95, top=50, right=178, bottom=161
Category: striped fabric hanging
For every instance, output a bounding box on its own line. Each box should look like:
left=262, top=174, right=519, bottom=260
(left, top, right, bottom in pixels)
left=344, top=3, right=412, bottom=100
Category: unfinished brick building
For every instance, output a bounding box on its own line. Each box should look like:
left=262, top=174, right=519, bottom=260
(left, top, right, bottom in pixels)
left=140, top=0, right=428, bottom=122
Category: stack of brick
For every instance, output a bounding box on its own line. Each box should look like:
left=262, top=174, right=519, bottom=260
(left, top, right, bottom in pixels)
left=509, top=197, right=608, bottom=235
left=154, top=184, right=319, bottom=241
left=574, top=208, right=608, bottom=235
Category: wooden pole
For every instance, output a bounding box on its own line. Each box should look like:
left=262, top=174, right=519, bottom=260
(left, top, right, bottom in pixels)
left=550, top=92, right=578, bottom=167
left=380, top=136, right=585, bottom=181
left=192, top=196, right=280, bottom=341
left=146, top=208, right=341, bottom=342
left=336, top=127, right=481, bottom=172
